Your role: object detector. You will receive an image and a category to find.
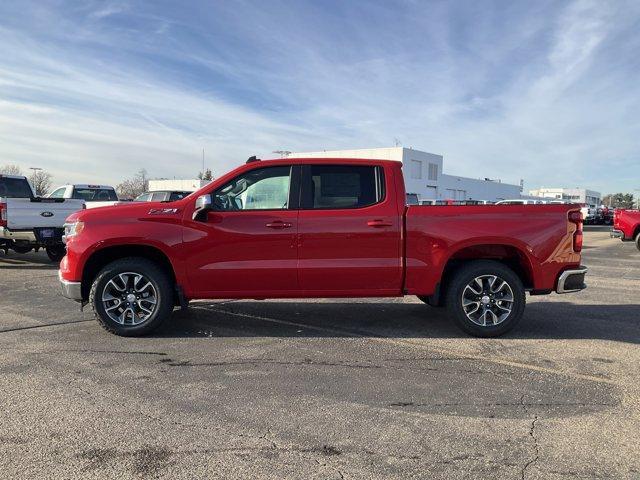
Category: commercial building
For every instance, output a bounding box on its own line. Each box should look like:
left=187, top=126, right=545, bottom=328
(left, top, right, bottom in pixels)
left=289, top=147, right=523, bottom=202
left=148, top=179, right=211, bottom=192
left=528, top=188, right=601, bottom=207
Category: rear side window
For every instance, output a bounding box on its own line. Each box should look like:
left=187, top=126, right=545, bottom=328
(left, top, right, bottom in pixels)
left=303, top=165, right=384, bottom=209
left=72, top=188, right=118, bottom=201
left=0, top=178, right=33, bottom=198
left=49, top=187, right=66, bottom=198
left=150, top=192, right=167, bottom=202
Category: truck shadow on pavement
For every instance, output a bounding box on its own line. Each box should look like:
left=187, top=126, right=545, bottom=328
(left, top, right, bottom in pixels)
left=157, top=300, right=640, bottom=344
left=0, top=252, right=59, bottom=269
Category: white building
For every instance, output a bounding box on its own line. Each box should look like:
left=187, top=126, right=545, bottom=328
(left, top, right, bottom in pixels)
left=289, top=147, right=522, bottom=202
left=528, top=188, right=601, bottom=207
left=147, top=179, right=211, bottom=192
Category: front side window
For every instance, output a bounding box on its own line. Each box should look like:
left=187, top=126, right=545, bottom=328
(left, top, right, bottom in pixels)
left=213, top=166, right=291, bottom=211
left=304, top=165, right=384, bottom=209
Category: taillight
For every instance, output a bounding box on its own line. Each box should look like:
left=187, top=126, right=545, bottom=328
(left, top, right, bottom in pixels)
left=568, top=209, right=583, bottom=252
left=573, top=230, right=583, bottom=252
left=0, top=202, right=6, bottom=227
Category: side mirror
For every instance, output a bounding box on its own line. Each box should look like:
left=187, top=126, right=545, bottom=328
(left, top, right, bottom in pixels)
left=192, top=194, right=212, bottom=221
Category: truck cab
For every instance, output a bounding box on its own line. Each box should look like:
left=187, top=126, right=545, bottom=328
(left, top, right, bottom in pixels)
left=49, top=184, right=119, bottom=209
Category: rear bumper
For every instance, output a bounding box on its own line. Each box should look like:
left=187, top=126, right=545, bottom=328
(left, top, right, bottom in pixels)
left=59, top=270, right=83, bottom=301
left=0, top=227, right=37, bottom=242
left=610, top=229, right=626, bottom=240
left=556, top=266, right=588, bottom=294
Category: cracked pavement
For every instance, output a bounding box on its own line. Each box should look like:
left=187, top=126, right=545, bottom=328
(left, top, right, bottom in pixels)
left=0, top=227, right=639, bottom=479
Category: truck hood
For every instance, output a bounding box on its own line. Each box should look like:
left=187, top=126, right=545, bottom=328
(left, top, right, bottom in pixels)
left=66, top=201, right=183, bottom=224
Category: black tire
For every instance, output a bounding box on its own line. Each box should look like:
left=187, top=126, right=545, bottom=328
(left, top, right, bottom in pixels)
left=45, top=245, right=66, bottom=262
left=635, top=233, right=640, bottom=252
left=445, top=260, right=525, bottom=337
left=89, top=257, right=174, bottom=336
left=12, top=244, right=32, bottom=254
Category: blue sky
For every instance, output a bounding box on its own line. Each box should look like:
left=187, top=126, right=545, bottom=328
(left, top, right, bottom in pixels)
left=0, top=0, right=638, bottom=193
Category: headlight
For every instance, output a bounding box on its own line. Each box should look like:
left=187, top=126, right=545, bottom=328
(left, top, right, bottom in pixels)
left=63, top=221, right=84, bottom=243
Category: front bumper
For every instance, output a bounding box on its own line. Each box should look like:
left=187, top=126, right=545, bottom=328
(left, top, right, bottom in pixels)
left=59, top=270, right=83, bottom=301
left=610, top=229, right=625, bottom=240
left=556, top=266, right=588, bottom=294
left=0, top=227, right=37, bottom=242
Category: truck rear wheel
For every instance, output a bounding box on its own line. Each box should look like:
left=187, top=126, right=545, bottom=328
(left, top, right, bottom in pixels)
left=89, top=258, right=174, bottom=336
left=445, top=260, right=525, bottom=337
left=12, top=244, right=32, bottom=254
left=635, top=233, right=640, bottom=251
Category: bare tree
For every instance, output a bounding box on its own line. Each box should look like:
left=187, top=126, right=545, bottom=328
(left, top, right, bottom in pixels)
left=0, top=164, right=23, bottom=175
left=30, top=169, right=53, bottom=196
left=116, top=169, right=149, bottom=199
left=197, top=168, right=213, bottom=181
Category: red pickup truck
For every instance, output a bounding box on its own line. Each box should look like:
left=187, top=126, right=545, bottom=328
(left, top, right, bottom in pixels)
left=611, top=209, right=640, bottom=250
left=59, top=158, right=587, bottom=337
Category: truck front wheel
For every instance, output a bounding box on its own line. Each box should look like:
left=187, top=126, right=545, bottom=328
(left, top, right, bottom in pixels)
left=635, top=233, right=640, bottom=251
left=445, top=260, right=525, bottom=337
left=89, top=258, right=174, bottom=336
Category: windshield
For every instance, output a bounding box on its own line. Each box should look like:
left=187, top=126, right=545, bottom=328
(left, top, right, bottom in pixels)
left=0, top=177, right=32, bottom=198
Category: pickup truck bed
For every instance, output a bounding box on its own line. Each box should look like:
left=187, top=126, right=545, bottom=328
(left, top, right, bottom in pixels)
left=59, top=157, right=587, bottom=337
left=1, top=174, right=85, bottom=259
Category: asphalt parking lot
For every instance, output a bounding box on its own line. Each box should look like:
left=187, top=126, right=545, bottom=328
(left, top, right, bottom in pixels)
left=1, top=226, right=638, bottom=480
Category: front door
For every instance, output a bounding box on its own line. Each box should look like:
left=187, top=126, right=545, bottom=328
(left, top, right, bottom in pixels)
left=185, top=165, right=300, bottom=297
left=297, top=164, right=403, bottom=295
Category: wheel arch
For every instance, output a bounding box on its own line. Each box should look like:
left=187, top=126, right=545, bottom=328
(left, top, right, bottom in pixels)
left=81, top=244, right=177, bottom=300
left=432, top=243, right=535, bottom=306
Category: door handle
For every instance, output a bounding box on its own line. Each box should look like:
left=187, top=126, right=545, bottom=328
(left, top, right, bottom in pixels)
left=367, top=219, right=393, bottom=227
left=266, top=221, right=293, bottom=229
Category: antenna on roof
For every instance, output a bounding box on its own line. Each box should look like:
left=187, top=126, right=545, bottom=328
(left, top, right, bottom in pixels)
left=246, top=156, right=260, bottom=164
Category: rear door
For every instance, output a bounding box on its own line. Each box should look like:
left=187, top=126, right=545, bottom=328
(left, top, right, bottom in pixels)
left=297, top=164, right=403, bottom=295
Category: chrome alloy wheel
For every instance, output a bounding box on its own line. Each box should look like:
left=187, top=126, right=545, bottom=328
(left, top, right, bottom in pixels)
left=101, top=272, right=158, bottom=326
left=461, top=275, right=514, bottom=327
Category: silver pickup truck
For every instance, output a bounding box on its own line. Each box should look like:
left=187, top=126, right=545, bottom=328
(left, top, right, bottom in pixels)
left=0, top=175, right=85, bottom=261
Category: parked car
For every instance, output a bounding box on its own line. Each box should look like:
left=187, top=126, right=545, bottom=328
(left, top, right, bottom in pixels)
left=611, top=209, right=640, bottom=250
left=595, top=206, right=613, bottom=225
left=59, top=157, right=587, bottom=338
left=0, top=174, right=85, bottom=261
left=134, top=191, right=191, bottom=202
left=48, top=184, right=119, bottom=208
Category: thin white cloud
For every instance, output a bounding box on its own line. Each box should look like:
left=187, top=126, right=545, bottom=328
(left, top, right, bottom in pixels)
left=0, top=0, right=638, bottom=193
